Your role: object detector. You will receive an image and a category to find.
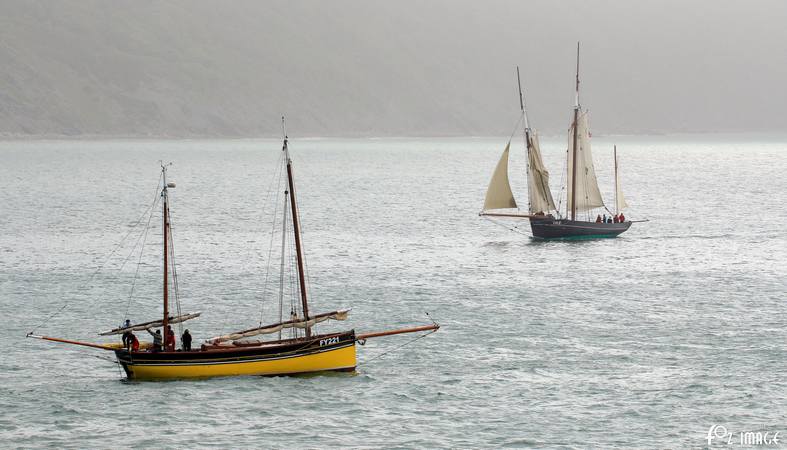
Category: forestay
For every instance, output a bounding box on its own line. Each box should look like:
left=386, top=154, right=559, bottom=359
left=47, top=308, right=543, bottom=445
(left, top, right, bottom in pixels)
left=527, top=131, right=556, bottom=213
left=566, top=111, right=604, bottom=212
left=207, top=309, right=350, bottom=343
left=483, top=142, right=518, bottom=210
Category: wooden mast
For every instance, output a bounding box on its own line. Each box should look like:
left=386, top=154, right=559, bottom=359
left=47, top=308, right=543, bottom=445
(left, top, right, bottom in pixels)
left=517, top=66, right=531, bottom=214
left=570, top=42, right=580, bottom=221
left=282, top=117, right=311, bottom=338
left=614, top=145, right=619, bottom=215
left=161, top=164, right=169, bottom=338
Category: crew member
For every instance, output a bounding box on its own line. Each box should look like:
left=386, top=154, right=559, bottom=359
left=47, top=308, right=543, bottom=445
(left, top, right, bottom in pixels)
left=165, top=325, right=176, bottom=352
left=129, top=333, right=140, bottom=352
left=122, top=329, right=133, bottom=350
left=147, top=328, right=163, bottom=352
left=182, top=329, right=192, bottom=352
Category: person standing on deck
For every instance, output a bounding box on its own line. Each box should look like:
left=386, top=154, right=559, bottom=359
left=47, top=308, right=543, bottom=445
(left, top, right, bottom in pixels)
left=122, top=329, right=133, bottom=350
left=182, top=329, right=192, bottom=351
left=147, top=328, right=163, bottom=352
left=129, top=333, right=140, bottom=352
left=165, top=325, right=176, bottom=352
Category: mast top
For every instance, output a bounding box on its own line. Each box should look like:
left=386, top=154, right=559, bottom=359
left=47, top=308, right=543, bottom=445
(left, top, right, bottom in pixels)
left=281, top=116, right=289, bottom=154
left=516, top=66, right=530, bottom=131
left=574, top=41, right=580, bottom=109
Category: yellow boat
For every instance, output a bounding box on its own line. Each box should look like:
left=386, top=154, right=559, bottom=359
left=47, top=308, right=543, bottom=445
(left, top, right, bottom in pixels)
left=28, top=119, right=438, bottom=380
left=118, top=331, right=358, bottom=380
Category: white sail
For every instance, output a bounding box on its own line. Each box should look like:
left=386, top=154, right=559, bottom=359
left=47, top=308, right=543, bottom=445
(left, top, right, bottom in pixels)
left=207, top=309, right=350, bottom=343
left=566, top=111, right=604, bottom=213
left=527, top=131, right=556, bottom=213
left=483, top=142, right=517, bottom=210
left=614, top=147, right=628, bottom=213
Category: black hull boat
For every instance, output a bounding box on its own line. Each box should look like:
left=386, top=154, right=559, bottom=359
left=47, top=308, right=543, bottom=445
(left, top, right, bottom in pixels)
left=529, top=217, right=631, bottom=239
left=480, top=45, right=639, bottom=240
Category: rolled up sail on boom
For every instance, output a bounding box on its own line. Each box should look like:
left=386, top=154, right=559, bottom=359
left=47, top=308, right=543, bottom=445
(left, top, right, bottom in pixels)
left=207, top=309, right=350, bottom=343
left=99, top=312, right=201, bottom=336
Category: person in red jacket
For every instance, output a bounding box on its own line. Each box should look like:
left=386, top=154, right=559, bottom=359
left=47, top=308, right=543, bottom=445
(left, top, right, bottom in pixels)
left=130, top=333, right=140, bottom=352
left=619, top=213, right=626, bottom=223
left=165, top=325, right=176, bottom=351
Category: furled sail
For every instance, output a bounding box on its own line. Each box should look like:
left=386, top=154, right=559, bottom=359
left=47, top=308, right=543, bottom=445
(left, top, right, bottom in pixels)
left=527, top=131, right=556, bottom=213
left=483, top=142, right=517, bottom=210
left=99, top=312, right=201, bottom=336
left=615, top=148, right=628, bottom=213
left=207, top=309, right=350, bottom=343
left=566, top=111, right=604, bottom=212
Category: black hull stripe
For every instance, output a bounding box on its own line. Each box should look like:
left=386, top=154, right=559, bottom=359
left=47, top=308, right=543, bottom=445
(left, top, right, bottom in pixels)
left=119, top=342, right=354, bottom=367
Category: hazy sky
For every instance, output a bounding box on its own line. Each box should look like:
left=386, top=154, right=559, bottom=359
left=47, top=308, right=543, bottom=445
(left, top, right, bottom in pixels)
left=0, top=0, right=785, bottom=137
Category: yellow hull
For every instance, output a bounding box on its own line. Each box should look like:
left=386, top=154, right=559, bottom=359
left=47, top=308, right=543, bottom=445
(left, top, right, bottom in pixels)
left=122, top=342, right=357, bottom=380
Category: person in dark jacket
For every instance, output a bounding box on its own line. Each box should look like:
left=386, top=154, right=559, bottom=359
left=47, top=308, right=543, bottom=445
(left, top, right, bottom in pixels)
left=122, top=330, right=133, bottom=350
left=182, top=329, right=192, bottom=351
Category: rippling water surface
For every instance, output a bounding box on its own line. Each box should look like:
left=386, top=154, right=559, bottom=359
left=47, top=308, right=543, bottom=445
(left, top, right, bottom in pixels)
left=1, top=135, right=786, bottom=448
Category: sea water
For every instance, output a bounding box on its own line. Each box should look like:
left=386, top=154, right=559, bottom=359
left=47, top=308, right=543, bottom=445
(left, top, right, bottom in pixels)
left=0, top=135, right=785, bottom=448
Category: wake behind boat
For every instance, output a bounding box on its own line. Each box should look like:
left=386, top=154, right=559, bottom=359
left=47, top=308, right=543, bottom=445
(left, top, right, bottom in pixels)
left=28, top=118, right=439, bottom=380
left=481, top=43, right=634, bottom=239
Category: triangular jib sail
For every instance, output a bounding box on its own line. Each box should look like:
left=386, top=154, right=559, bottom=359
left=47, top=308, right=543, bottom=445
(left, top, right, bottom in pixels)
left=483, top=142, right=517, bottom=210
left=527, top=131, right=556, bottom=213
left=566, top=111, right=604, bottom=213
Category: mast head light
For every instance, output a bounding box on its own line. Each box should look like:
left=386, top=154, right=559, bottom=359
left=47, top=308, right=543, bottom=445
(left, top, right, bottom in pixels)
left=167, top=182, right=176, bottom=188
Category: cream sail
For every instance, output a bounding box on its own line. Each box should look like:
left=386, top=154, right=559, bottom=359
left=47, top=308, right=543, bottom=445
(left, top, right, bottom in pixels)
left=566, top=111, right=604, bottom=213
left=527, top=131, right=556, bottom=213
left=480, top=46, right=635, bottom=239
left=483, top=142, right=518, bottom=210
left=614, top=145, right=628, bottom=213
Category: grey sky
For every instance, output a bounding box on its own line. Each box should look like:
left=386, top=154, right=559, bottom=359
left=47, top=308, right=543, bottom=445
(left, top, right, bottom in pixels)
left=0, top=0, right=784, bottom=137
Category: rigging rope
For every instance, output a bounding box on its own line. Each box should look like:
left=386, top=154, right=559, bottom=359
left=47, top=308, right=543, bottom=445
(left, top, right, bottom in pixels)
left=124, top=194, right=160, bottom=319
left=482, top=216, right=531, bottom=237
left=258, top=151, right=286, bottom=326
left=30, top=172, right=164, bottom=334
left=358, top=329, right=438, bottom=365
left=167, top=204, right=184, bottom=340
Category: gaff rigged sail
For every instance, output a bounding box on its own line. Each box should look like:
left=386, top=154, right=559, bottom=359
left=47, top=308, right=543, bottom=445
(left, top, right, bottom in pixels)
left=527, top=131, right=556, bottom=213
left=566, top=111, right=605, bottom=213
